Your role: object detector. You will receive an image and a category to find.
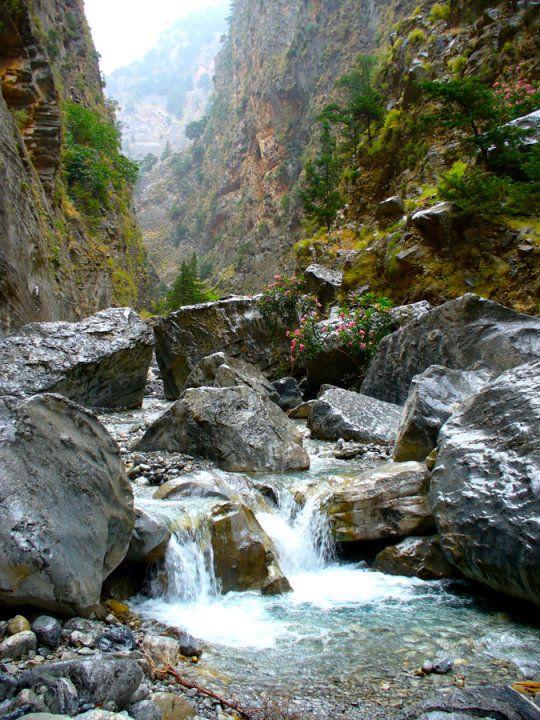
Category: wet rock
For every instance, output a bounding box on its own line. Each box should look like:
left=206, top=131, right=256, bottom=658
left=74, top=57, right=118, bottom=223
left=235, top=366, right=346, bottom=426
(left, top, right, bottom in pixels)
left=31, top=618, right=62, bottom=651
left=153, top=475, right=231, bottom=502
left=41, top=678, right=78, bottom=715
left=0, top=393, right=134, bottom=615
left=308, top=387, right=402, bottom=445
left=431, top=362, right=540, bottom=606
left=151, top=692, right=196, bottom=720
left=304, top=264, right=342, bottom=306
left=164, top=630, right=202, bottom=658
left=127, top=507, right=171, bottom=564
left=411, top=201, right=459, bottom=246
left=288, top=400, right=316, bottom=419
left=153, top=297, right=283, bottom=400
left=393, top=365, right=490, bottom=462
left=140, top=636, right=180, bottom=667
left=362, top=294, right=540, bottom=404
left=211, top=503, right=292, bottom=594
left=0, top=671, right=19, bottom=701
left=7, top=618, right=31, bottom=636
left=0, top=308, right=153, bottom=409
left=397, top=685, right=539, bottom=719
left=182, top=352, right=279, bottom=403
left=11, top=688, right=48, bottom=714
left=133, top=385, right=310, bottom=473
left=19, top=657, right=143, bottom=710
left=95, top=626, right=136, bottom=653
left=0, top=632, right=37, bottom=660
left=272, top=377, right=303, bottom=411
left=129, top=699, right=163, bottom=720
left=324, top=462, right=433, bottom=542
left=373, top=536, right=455, bottom=580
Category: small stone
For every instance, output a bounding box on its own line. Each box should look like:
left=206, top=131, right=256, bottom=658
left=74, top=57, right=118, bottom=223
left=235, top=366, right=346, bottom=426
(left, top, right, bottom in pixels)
left=70, top=631, right=95, bottom=648
left=0, top=631, right=37, bottom=660
left=185, top=688, right=198, bottom=698
left=32, top=616, right=63, bottom=650
left=7, top=616, right=31, bottom=636
left=421, top=660, right=434, bottom=674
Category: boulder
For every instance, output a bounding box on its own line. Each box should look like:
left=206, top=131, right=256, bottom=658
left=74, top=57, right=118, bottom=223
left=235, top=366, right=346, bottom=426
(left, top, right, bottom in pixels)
left=0, top=308, right=153, bottom=409
left=389, top=301, right=432, bottom=327
left=362, top=294, right=540, bottom=404
left=372, top=536, right=456, bottom=580
left=129, top=700, right=163, bottom=720
left=19, top=657, right=143, bottom=710
left=31, top=617, right=62, bottom=650
left=151, top=692, right=196, bottom=720
left=0, top=393, right=134, bottom=615
left=7, top=616, right=31, bottom=635
left=375, top=195, right=405, bottom=220
left=133, top=385, right=310, bottom=473
left=181, top=352, right=279, bottom=402
left=288, top=400, right=316, bottom=419
left=431, top=362, right=540, bottom=606
left=308, top=387, right=402, bottom=445
left=304, top=264, right=342, bottom=306
left=0, top=631, right=36, bottom=660
left=210, top=503, right=292, bottom=594
left=411, top=201, right=458, bottom=246
left=272, top=377, right=303, bottom=411
left=393, top=365, right=490, bottom=462
left=153, top=297, right=283, bottom=399
left=397, top=686, right=540, bottom=720
left=140, top=636, right=180, bottom=667
left=323, top=462, right=433, bottom=543
left=127, top=507, right=171, bottom=564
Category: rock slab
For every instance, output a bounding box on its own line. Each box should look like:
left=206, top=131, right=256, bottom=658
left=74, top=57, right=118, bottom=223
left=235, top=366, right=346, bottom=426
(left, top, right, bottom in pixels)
left=362, top=294, right=540, bottom=405
left=0, top=308, right=153, bottom=409
left=134, top=385, right=310, bottom=473
left=309, top=387, right=402, bottom=445
left=373, top=536, right=455, bottom=580
left=431, top=361, right=540, bottom=606
left=0, top=393, right=134, bottom=614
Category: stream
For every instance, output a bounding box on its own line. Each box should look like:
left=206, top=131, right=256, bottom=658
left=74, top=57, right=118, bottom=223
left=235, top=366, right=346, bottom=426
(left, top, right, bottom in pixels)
left=101, top=399, right=540, bottom=719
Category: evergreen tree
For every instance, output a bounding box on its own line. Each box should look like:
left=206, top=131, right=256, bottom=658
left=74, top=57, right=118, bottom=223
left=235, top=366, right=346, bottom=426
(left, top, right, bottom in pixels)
left=301, top=121, right=343, bottom=230
left=164, top=253, right=217, bottom=311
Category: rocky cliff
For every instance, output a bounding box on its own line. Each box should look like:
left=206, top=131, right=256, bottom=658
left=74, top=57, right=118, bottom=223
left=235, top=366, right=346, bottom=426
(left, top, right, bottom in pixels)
left=136, top=0, right=539, bottom=313
left=0, top=0, right=149, bottom=334
left=135, top=0, right=410, bottom=287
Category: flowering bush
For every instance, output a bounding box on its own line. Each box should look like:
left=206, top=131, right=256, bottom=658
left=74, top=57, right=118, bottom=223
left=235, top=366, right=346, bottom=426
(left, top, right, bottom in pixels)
left=493, top=68, right=540, bottom=119
left=288, top=292, right=394, bottom=365
left=258, top=274, right=318, bottom=334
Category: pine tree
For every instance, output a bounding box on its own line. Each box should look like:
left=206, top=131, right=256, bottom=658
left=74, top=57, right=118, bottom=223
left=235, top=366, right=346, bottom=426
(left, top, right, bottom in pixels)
left=301, top=121, right=343, bottom=230
left=164, top=253, right=217, bottom=311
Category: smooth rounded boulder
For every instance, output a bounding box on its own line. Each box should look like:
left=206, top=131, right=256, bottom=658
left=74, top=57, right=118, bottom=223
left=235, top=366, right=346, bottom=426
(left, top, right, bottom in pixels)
left=0, top=393, right=134, bottom=614
left=431, top=362, right=540, bottom=606
left=133, top=385, right=310, bottom=473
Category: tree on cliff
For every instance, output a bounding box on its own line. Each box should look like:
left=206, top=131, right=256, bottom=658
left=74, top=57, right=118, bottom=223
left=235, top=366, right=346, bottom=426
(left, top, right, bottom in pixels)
left=301, top=120, right=343, bottom=230
left=165, top=253, right=216, bottom=310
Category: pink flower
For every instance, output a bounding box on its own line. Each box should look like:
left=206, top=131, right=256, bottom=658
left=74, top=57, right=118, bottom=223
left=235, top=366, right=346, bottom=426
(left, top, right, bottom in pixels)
left=360, top=343, right=367, bottom=350
left=299, top=344, right=305, bottom=351
left=285, top=330, right=290, bottom=337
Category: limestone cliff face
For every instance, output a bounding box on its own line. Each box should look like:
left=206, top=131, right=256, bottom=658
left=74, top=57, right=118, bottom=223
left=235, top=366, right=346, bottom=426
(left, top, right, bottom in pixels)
left=136, top=0, right=409, bottom=288
left=0, top=0, right=149, bottom=334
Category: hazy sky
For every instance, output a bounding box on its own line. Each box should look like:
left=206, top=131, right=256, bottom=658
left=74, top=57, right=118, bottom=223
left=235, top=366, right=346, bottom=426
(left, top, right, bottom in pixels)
left=84, top=0, right=228, bottom=74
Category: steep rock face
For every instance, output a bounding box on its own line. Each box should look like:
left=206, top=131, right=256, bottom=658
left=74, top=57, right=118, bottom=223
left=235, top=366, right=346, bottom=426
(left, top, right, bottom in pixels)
left=0, top=393, right=134, bottom=615
left=136, top=0, right=410, bottom=290
left=431, top=362, right=540, bottom=606
left=0, top=308, right=153, bottom=409
left=362, top=294, right=540, bottom=405
left=0, top=0, right=148, bottom=334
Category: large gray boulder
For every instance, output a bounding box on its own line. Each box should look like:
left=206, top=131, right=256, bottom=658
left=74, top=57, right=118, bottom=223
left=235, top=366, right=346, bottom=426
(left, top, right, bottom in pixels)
left=153, top=297, right=283, bottom=400
left=393, top=365, right=490, bottom=462
left=0, top=308, right=153, bottom=409
left=181, top=352, right=279, bottom=402
left=133, top=385, right=310, bottom=473
left=372, top=536, right=455, bottom=580
left=304, top=264, right=342, bottom=306
left=127, top=506, right=171, bottom=564
left=19, top=657, right=143, bottom=710
left=431, top=362, right=540, bottom=606
left=0, top=394, right=134, bottom=614
left=397, top=686, right=540, bottom=720
left=308, top=387, right=402, bottom=445
left=323, top=462, right=433, bottom=543
left=362, top=294, right=540, bottom=405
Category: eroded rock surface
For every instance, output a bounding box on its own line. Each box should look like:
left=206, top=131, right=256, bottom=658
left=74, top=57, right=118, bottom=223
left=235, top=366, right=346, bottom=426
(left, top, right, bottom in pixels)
left=309, top=387, right=402, bottom=445
left=373, top=536, right=455, bottom=580
left=323, top=462, right=433, bottom=543
left=134, top=385, right=310, bottom=473
left=393, top=365, right=490, bottom=462
left=0, top=308, right=153, bottom=409
left=0, top=393, right=134, bottom=614
left=431, top=361, right=540, bottom=606
left=362, top=294, right=540, bottom=404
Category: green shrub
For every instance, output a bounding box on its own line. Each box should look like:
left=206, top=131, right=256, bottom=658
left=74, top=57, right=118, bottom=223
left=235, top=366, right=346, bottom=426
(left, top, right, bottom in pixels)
left=408, top=29, right=428, bottom=45
left=437, top=161, right=511, bottom=218
left=429, top=3, right=451, bottom=21
left=447, top=55, right=467, bottom=77
left=258, top=274, right=317, bottom=336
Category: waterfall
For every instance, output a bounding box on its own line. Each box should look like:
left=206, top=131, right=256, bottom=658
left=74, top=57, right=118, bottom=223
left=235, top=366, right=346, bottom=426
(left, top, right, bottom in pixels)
left=163, top=528, right=218, bottom=603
